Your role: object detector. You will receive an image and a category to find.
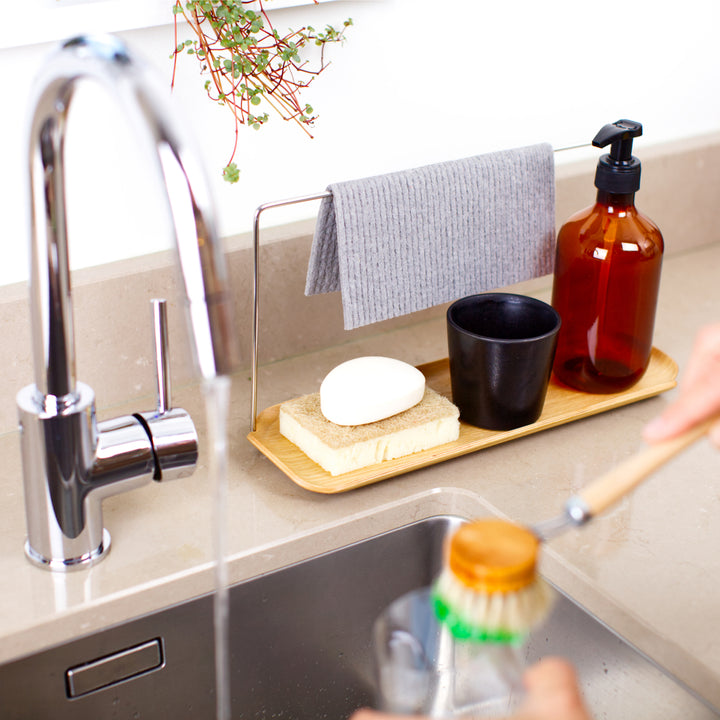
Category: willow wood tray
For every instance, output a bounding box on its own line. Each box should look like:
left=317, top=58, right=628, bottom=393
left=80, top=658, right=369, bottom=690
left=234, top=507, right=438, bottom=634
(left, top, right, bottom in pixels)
left=247, top=348, right=678, bottom=494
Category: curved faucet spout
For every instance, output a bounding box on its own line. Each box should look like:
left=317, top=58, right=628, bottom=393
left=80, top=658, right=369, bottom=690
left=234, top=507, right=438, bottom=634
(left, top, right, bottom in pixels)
left=28, top=34, right=238, bottom=391
left=19, top=35, right=239, bottom=570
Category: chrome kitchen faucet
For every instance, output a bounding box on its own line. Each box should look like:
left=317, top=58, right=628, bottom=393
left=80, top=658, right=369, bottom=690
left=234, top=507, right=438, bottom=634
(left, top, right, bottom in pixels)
left=17, top=35, right=238, bottom=571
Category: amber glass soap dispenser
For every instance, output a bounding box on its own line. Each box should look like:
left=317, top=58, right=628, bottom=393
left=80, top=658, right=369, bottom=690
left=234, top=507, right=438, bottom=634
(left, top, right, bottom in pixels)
left=551, top=119, right=664, bottom=393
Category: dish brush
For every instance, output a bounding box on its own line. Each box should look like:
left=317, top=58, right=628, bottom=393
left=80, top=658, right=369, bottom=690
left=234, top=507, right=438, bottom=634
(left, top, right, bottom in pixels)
left=432, top=518, right=553, bottom=643
left=433, top=416, right=715, bottom=643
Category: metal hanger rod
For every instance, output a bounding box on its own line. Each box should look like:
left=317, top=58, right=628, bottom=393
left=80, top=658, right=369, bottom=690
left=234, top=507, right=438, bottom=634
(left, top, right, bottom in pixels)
left=252, top=191, right=331, bottom=429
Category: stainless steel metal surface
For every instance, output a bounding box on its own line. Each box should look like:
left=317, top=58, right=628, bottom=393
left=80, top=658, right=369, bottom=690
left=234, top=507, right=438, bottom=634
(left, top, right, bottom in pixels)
left=65, top=639, right=163, bottom=698
left=152, top=299, right=171, bottom=416
left=531, top=496, right=590, bottom=542
left=18, top=34, right=237, bottom=570
left=137, top=407, right=199, bottom=482
left=251, top=191, right=331, bottom=430
left=141, top=300, right=199, bottom=482
left=532, top=495, right=613, bottom=542
left=0, top=516, right=715, bottom=718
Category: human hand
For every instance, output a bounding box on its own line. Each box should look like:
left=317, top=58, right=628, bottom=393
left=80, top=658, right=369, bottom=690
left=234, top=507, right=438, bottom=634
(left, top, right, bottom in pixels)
left=643, top=323, right=720, bottom=446
left=513, top=657, right=590, bottom=720
left=348, top=657, right=591, bottom=720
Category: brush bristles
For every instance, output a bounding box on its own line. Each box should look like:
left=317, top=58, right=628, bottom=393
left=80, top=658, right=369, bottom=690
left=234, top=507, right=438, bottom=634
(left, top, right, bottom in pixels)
left=432, top=567, right=554, bottom=643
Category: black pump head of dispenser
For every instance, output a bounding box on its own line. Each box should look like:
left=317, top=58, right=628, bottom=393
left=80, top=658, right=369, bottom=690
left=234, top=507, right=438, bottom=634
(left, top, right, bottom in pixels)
left=593, top=119, right=643, bottom=194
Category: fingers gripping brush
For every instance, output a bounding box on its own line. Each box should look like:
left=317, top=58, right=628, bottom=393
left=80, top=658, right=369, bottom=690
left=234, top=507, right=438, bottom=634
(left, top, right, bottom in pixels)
left=432, top=417, right=715, bottom=643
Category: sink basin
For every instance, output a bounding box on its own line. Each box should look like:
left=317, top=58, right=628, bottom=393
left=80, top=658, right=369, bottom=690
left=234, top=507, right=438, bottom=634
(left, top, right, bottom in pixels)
left=1, top=515, right=716, bottom=718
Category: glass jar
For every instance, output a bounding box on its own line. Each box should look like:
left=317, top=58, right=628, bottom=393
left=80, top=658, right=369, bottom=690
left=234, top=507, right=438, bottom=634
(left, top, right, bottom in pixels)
left=373, top=586, right=525, bottom=717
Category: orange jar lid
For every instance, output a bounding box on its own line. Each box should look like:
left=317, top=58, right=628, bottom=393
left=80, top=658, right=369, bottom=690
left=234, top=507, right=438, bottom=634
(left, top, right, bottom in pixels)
left=448, top=518, right=539, bottom=593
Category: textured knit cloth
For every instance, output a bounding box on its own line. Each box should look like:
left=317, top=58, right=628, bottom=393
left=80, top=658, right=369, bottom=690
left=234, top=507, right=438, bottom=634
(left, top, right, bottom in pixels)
left=305, top=143, right=556, bottom=330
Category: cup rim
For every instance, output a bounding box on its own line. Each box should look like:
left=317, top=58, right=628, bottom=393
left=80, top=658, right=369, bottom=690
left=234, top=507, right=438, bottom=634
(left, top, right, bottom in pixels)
left=446, top=292, right=561, bottom=343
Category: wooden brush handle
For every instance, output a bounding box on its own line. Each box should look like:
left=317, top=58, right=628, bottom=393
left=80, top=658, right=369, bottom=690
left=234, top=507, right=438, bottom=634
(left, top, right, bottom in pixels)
left=578, top=418, right=715, bottom=518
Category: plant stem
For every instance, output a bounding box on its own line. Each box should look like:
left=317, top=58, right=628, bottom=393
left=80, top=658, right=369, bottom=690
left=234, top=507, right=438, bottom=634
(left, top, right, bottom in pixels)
left=172, top=0, right=350, bottom=181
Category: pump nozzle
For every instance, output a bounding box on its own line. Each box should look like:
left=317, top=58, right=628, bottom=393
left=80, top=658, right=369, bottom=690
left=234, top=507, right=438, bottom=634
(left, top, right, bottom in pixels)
left=592, top=119, right=643, bottom=194
left=593, top=120, right=643, bottom=162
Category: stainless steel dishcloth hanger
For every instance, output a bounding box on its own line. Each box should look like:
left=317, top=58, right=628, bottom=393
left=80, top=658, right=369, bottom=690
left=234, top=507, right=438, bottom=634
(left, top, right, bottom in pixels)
left=252, top=191, right=331, bottom=429
left=250, top=144, right=590, bottom=430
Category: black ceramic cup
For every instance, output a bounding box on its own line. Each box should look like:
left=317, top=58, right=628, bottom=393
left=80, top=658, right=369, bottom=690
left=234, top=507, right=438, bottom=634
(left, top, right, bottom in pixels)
left=447, top=293, right=561, bottom=430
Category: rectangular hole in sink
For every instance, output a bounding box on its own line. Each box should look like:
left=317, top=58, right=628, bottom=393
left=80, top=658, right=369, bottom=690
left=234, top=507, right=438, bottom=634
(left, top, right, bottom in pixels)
left=0, top=515, right=716, bottom=719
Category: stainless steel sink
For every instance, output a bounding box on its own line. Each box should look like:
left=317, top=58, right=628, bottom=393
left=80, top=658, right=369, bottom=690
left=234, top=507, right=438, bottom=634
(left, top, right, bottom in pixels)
left=1, top=515, right=716, bottom=718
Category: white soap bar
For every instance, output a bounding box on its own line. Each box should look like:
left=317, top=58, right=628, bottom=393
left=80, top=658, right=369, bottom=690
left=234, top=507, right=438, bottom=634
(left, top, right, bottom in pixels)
left=320, top=356, right=426, bottom=426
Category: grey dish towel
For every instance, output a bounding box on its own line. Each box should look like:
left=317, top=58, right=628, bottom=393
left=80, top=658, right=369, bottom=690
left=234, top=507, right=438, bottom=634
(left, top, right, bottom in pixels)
left=305, top=143, right=555, bottom=330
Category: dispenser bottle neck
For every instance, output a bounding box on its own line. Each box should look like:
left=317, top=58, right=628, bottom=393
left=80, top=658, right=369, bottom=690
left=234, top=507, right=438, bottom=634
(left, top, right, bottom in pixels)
left=596, top=189, right=636, bottom=209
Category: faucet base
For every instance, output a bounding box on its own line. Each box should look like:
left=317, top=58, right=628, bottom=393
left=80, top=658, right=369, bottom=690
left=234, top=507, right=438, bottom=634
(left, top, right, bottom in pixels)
left=24, top=529, right=111, bottom=572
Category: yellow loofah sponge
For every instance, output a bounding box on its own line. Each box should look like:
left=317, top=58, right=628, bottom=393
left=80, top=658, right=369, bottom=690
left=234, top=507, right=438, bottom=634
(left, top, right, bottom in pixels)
left=279, top=387, right=459, bottom=476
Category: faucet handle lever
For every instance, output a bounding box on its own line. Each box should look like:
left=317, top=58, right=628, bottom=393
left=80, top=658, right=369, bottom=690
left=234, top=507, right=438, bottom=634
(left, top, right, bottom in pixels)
left=139, top=299, right=198, bottom=482
left=151, top=298, right=171, bottom=414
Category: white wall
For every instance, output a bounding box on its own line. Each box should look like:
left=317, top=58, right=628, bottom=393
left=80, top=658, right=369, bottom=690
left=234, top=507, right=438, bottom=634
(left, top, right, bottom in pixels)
left=2, top=0, right=720, bottom=287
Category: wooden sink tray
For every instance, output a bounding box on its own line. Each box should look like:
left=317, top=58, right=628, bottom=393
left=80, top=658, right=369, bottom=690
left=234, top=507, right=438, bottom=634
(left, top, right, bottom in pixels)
left=248, top=347, right=678, bottom=494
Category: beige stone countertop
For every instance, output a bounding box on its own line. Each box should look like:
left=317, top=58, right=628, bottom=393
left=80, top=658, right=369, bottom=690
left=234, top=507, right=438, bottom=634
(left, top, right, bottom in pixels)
left=1, top=241, right=720, bottom=710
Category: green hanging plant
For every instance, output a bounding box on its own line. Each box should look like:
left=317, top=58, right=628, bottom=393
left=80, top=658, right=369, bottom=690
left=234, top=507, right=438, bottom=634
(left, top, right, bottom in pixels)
left=172, top=0, right=352, bottom=182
